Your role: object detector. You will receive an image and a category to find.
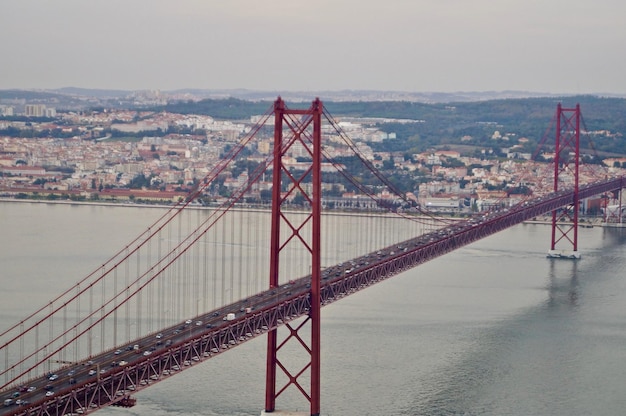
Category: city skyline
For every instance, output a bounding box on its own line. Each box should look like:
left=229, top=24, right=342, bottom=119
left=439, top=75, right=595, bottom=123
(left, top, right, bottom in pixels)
left=2, top=1, right=626, bottom=95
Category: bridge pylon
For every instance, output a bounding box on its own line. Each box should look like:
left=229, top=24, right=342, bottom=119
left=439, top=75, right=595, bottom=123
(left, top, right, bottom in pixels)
left=265, top=97, right=323, bottom=416
left=548, top=103, right=582, bottom=259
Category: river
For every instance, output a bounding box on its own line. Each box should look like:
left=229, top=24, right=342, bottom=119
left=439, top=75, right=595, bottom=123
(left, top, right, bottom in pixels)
left=1, top=201, right=626, bottom=416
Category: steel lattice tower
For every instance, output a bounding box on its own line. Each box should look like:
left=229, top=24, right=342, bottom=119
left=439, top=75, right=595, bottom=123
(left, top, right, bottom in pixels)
left=549, top=103, right=581, bottom=259
left=265, top=97, right=323, bottom=416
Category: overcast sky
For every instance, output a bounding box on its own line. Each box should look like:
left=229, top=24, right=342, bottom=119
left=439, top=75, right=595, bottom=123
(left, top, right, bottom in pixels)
left=2, top=1, right=626, bottom=94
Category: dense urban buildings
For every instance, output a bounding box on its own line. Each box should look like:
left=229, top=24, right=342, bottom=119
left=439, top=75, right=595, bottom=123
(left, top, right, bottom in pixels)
left=1, top=97, right=625, bottom=215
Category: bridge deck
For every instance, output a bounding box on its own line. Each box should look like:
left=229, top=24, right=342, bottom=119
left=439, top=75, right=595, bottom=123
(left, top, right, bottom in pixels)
left=1, top=177, right=624, bottom=416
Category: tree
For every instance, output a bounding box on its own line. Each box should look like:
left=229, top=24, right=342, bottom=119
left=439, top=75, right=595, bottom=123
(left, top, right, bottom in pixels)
left=441, top=157, right=465, bottom=168
left=260, top=189, right=272, bottom=201
left=129, top=173, right=151, bottom=189
left=382, top=159, right=395, bottom=170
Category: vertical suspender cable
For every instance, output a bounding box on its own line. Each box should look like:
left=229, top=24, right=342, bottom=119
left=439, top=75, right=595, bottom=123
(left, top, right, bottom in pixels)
left=380, top=212, right=385, bottom=250
left=181, top=209, right=187, bottom=318
left=187, top=209, right=192, bottom=317
left=203, top=208, right=209, bottom=315
left=183, top=210, right=189, bottom=318
left=48, top=303, right=53, bottom=368
left=76, top=284, right=80, bottom=358
left=113, top=268, right=118, bottom=351
left=147, top=228, right=152, bottom=334
left=168, top=216, right=174, bottom=324
left=230, top=210, right=236, bottom=302
left=3, top=342, right=7, bottom=385
left=210, top=207, right=216, bottom=310
left=240, top=209, right=244, bottom=301
left=368, top=212, right=375, bottom=254
left=247, top=209, right=253, bottom=295
left=356, top=213, right=361, bottom=258
left=125, top=247, right=130, bottom=343
left=62, top=304, right=67, bottom=363
left=88, top=284, right=93, bottom=357
left=211, top=208, right=217, bottom=310
left=177, top=211, right=183, bottom=319
left=19, top=323, right=24, bottom=378
left=194, top=208, right=200, bottom=317
left=329, top=212, right=335, bottom=264
left=101, top=267, right=106, bottom=354
left=34, top=326, right=38, bottom=380
left=259, top=209, right=266, bottom=292
left=221, top=211, right=227, bottom=306
left=136, top=244, right=141, bottom=339
left=156, top=226, right=162, bottom=331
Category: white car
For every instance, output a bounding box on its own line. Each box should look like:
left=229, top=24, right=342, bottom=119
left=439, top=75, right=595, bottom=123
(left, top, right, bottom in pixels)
left=45, top=391, right=54, bottom=397
left=88, top=369, right=97, bottom=376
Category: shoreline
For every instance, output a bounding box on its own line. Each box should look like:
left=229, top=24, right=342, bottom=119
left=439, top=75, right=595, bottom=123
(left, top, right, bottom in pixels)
left=0, top=197, right=172, bottom=210
left=1, top=197, right=619, bottom=226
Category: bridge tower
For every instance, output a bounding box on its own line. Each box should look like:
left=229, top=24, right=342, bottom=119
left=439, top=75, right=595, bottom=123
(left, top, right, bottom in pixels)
left=264, top=97, right=323, bottom=416
left=548, top=103, right=582, bottom=259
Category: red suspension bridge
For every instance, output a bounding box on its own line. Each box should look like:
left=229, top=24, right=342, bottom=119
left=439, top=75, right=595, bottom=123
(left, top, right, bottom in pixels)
left=1, top=100, right=625, bottom=416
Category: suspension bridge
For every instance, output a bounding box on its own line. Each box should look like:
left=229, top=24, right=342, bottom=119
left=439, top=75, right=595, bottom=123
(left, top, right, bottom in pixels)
left=1, top=99, right=625, bottom=416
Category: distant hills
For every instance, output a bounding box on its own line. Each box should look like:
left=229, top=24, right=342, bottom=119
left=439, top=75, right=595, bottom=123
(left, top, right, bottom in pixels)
left=2, top=88, right=626, bottom=156
left=156, top=88, right=579, bottom=103
left=4, top=87, right=625, bottom=106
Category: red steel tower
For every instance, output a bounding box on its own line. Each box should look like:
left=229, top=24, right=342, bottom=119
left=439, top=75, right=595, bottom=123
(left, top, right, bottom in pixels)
left=265, top=97, right=323, bottom=415
left=549, top=103, right=582, bottom=259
